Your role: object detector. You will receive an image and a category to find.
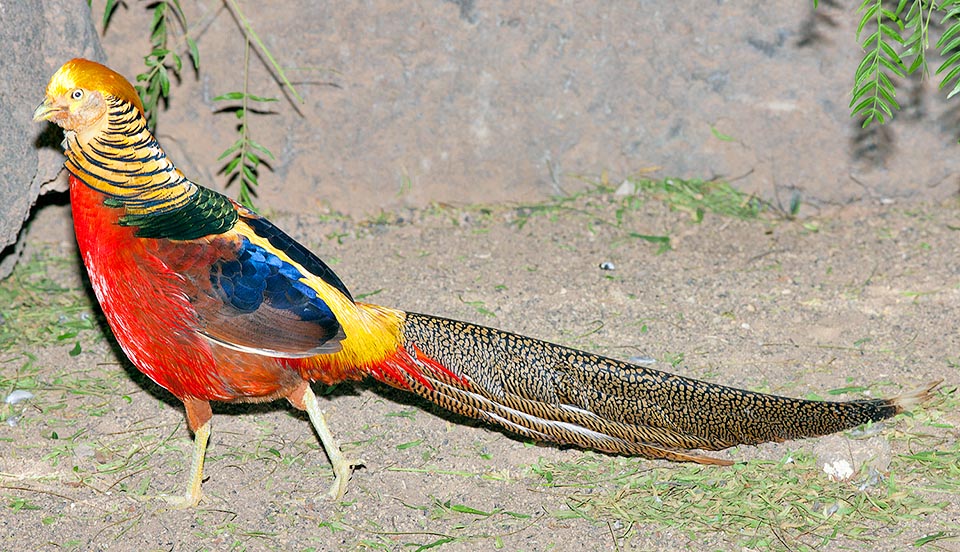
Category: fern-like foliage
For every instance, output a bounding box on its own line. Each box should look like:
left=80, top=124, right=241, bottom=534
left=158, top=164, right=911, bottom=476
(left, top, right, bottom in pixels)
left=901, top=0, right=935, bottom=76
left=936, top=0, right=960, bottom=98
left=851, top=0, right=908, bottom=126
left=848, top=0, right=960, bottom=128
left=215, top=82, right=278, bottom=210
left=214, top=0, right=306, bottom=209
left=97, top=0, right=199, bottom=131
left=135, top=1, right=200, bottom=131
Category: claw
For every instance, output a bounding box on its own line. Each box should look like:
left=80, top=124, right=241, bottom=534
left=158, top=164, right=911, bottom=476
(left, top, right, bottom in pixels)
left=324, top=455, right=356, bottom=500
left=159, top=491, right=204, bottom=509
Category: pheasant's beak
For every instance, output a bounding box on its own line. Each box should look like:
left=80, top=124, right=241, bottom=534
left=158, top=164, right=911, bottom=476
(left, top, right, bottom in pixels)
left=33, top=98, right=60, bottom=122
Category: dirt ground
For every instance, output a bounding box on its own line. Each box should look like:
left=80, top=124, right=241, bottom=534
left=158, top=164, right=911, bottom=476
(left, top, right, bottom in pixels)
left=1, top=190, right=957, bottom=551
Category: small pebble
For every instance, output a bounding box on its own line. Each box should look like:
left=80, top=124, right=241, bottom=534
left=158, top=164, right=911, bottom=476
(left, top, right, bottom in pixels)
left=4, top=390, right=34, bottom=405
left=614, top=180, right=636, bottom=196
left=823, top=459, right=854, bottom=481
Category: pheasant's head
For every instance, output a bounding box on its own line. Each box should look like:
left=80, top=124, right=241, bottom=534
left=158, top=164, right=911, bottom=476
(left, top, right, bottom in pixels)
left=33, top=58, right=143, bottom=134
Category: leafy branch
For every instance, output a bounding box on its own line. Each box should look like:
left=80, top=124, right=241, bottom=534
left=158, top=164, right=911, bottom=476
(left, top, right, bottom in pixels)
left=100, top=0, right=199, bottom=130
left=94, top=1, right=305, bottom=208
left=849, top=0, right=960, bottom=127
left=215, top=42, right=277, bottom=210
left=223, top=0, right=303, bottom=103
left=213, top=0, right=306, bottom=208
left=851, top=0, right=907, bottom=125
left=935, top=0, right=960, bottom=98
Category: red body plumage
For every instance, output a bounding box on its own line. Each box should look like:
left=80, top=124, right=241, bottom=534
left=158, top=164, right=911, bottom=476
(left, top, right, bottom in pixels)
left=70, top=172, right=444, bottom=403
left=70, top=174, right=322, bottom=402
left=70, top=174, right=214, bottom=398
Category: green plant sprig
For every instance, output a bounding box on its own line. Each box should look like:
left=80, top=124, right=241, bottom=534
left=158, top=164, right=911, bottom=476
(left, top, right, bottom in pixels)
left=849, top=0, right=960, bottom=127
left=97, top=0, right=199, bottom=131
left=137, top=1, right=199, bottom=130
left=935, top=0, right=960, bottom=98
left=224, top=0, right=303, bottom=104
left=215, top=1, right=308, bottom=208
left=215, top=41, right=278, bottom=210
left=851, top=0, right=909, bottom=126
left=94, top=1, right=303, bottom=208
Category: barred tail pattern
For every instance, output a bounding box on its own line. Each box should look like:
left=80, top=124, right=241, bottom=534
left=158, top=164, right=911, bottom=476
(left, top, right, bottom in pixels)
left=375, top=312, right=937, bottom=464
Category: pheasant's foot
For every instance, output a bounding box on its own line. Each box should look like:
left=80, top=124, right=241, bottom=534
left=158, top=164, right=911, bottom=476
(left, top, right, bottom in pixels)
left=158, top=490, right=204, bottom=509
left=325, top=455, right=359, bottom=500
left=301, top=385, right=360, bottom=500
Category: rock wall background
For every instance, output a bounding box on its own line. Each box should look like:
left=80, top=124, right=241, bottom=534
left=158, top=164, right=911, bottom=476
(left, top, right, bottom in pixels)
left=5, top=0, right=958, bottom=275
left=0, top=0, right=104, bottom=276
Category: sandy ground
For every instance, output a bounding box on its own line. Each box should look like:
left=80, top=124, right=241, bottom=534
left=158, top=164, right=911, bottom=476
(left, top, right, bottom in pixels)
left=1, top=193, right=958, bottom=551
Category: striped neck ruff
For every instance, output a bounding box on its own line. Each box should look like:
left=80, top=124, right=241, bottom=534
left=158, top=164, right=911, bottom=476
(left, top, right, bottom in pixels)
left=64, top=97, right=198, bottom=217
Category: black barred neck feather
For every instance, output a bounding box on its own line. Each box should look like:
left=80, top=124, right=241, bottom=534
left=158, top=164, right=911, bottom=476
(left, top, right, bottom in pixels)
left=65, top=98, right=191, bottom=213
left=67, top=97, right=238, bottom=240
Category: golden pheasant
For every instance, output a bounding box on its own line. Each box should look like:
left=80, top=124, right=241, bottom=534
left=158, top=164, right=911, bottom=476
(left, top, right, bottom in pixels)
left=33, top=58, right=936, bottom=507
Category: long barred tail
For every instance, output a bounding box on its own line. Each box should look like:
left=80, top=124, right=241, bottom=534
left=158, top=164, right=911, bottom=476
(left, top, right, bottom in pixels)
left=375, top=311, right=939, bottom=464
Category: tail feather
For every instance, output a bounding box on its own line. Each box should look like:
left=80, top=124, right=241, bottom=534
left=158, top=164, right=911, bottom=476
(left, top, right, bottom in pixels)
left=371, top=312, right=937, bottom=464
left=398, top=360, right=734, bottom=464
left=888, top=380, right=942, bottom=412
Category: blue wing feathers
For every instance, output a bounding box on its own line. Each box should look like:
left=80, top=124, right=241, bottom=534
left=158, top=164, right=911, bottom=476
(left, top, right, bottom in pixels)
left=190, top=215, right=349, bottom=357
left=210, top=238, right=338, bottom=326
left=245, top=216, right=353, bottom=302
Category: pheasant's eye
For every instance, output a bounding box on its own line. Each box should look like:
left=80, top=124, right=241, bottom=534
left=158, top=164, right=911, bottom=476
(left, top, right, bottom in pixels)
left=71, top=89, right=83, bottom=100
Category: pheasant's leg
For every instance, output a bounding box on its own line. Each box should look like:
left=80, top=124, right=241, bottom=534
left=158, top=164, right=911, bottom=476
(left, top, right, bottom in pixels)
left=161, top=398, right=212, bottom=508
left=298, top=385, right=355, bottom=499
left=162, top=420, right=210, bottom=508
